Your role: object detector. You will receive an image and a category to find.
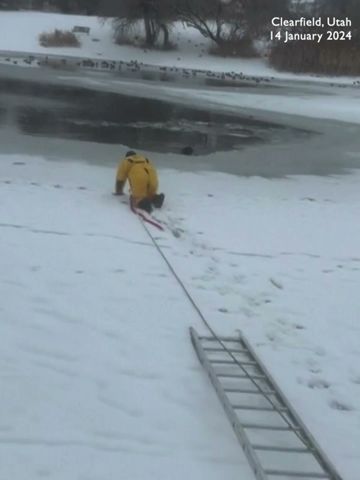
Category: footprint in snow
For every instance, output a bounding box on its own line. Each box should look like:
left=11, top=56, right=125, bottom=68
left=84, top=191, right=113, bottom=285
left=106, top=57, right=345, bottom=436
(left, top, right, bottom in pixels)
left=112, top=268, right=125, bottom=274
left=306, top=358, right=322, bottom=374
left=329, top=399, right=353, bottom=412
left=309, top=366, right=322, bottom=374
left=307, top=378, right=330, bottom=390
left=218, top=307, right=229, bottom=313
left=294, top=324, right=305, bottom=330
left=350, top=375, right=360, bottom=385
left=266, top=332, right=277, bottom=342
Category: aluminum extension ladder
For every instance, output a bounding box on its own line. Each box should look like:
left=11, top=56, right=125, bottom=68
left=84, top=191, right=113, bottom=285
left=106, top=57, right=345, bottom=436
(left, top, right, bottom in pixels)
left=190, top=327, right=343, bottom=480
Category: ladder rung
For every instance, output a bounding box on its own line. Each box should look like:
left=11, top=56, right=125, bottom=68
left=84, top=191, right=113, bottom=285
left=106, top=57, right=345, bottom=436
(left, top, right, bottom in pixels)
left=253, top=444, right=311, bottom=453
left=203, top=347, right=249, bottom=354
left=265, top=469, right=328, bottom=478
left=199, top=335, right=238, bottom=342
left=224, top=388, right=277, bottom=395
left=211, top=360, right=236, bottom=364
left=242, top=423, right=300, bottom=431
left=233, top=405, right=287, bottom=412
left=211, top=359, right=257, bottom=366
left=219, top=374, right=266, bottom=380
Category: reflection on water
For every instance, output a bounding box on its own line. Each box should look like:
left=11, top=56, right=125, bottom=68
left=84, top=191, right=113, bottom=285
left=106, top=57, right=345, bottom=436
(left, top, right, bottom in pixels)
left=0, top=77, right=311, bottom=155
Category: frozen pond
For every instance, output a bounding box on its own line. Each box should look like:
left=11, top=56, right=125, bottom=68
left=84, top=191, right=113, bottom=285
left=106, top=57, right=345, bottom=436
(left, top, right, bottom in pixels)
left=0, top=76, right=312, bottom=156
left=0, top=64, right=360, bottom=177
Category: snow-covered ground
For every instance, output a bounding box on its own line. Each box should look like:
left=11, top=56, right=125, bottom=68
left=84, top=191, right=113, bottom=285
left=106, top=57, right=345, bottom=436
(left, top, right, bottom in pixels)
left=1, top=9, right=360, bottom=480
left=0, top=155, right=257, bottom=480
left=2, top=153, right=360, bottom=479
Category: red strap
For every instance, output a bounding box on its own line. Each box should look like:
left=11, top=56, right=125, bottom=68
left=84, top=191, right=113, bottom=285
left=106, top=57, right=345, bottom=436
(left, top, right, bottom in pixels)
left=130, top=200, right=164, bottom=231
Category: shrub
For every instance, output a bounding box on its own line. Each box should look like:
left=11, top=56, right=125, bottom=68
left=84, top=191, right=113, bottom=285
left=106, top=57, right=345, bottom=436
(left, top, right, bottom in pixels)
left=113, top=34, right=135, bottom=46
left=112, top=21, right=176, bottom=51
left=269, top=33, right=360, bottom=75
left=39, top=29, right=80, bottom=48
left=113, top=26, right=137, bottom=46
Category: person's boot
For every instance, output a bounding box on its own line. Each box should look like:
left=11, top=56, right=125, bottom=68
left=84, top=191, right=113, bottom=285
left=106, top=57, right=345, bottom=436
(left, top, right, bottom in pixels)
left=137, top=198, right=153, bottom=214
left=152, top=193, right=165, bottom=208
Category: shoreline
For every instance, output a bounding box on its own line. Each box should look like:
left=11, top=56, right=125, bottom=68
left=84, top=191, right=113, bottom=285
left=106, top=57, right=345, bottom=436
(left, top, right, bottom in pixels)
left=0, top=48, right=359, bottom=88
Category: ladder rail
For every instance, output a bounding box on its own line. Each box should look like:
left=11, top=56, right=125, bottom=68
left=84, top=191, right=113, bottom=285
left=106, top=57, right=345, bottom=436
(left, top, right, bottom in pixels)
left=190, top=327, right=268, bottom=480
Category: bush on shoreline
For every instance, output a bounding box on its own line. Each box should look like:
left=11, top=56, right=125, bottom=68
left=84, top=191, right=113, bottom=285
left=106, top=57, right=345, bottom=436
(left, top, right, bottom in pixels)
left=39, top=29, right=81, bottom=48
left=269, top=36, right=360, bottom=76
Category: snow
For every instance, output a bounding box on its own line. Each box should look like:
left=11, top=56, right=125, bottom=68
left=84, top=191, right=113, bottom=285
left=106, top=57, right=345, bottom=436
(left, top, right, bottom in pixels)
left=0, top=155, right=254, bottom=479
left=173, top=86, right=360, bottom=125
left=73, top=76, right=360, bottom=125
left=1, top=8, right=360, bottom=480
left=2, top=153, right=360, bottom=479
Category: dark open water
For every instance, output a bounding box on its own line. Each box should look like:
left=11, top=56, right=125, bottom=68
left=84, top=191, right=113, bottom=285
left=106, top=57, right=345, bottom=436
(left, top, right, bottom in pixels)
left=0, top=77, right=312, bottom=156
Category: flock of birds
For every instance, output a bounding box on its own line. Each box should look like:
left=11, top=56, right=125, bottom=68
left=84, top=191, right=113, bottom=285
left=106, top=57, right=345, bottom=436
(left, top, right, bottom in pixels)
left=1, top=48, right=359, bottom=88
left=1, top=53, right=276, bottom=86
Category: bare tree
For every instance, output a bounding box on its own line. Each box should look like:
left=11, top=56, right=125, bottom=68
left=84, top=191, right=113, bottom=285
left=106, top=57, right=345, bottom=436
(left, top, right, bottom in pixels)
left=239, top=0, right=289, bottom=37
left=100, top=0, right=174, bottom=47
left=173, top=0, right=289, bottom=44
left=318, top=0, right=360, bottom=35
left=173, top=0, right=232, bottom=46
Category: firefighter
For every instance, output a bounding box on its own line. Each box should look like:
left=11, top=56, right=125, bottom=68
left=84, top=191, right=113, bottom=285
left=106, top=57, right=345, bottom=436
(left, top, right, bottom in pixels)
left=114, top=150, right=165, bottom=213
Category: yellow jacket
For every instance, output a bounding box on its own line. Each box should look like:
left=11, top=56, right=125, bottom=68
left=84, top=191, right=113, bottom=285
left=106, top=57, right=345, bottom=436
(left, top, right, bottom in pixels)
left=115, top=154, right=158, bottom=202
left=116, top=154, right=152, bottom=182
